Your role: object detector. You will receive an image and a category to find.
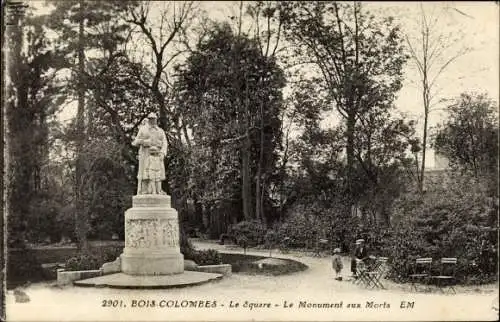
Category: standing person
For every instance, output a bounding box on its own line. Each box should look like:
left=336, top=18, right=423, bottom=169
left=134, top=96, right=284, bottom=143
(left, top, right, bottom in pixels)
left=132, top=112, right=168, bottom=195
left=332, top=248, right=343, bottom=281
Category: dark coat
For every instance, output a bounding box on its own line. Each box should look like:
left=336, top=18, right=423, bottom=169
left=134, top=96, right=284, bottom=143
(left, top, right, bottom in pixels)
left=351, top=245, right=369, bottom=274
left=355, top=246, right=368, bottom=260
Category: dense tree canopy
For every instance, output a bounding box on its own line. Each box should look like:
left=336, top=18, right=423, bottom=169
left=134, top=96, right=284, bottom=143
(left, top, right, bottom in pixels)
left=280, top=1, right=409, bottom=215
left=174, top=23, right=286, bottom=234
left=433, top=93, right=498, bottom=178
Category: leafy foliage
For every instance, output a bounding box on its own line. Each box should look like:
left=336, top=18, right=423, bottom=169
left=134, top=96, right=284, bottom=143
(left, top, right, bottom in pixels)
left=174, top=22, right=286, bottom=231
left=375, top=175, right=498, bottom=284
left=7, top=11, right=66, bottom=247
left=6, top=2, right=497, bottom=288
left=433, top=93, right=498, bottom=179
left=64, top=246, right=122, bottom=271
left=183, top=249, right=222, bottom=266
left=230, top=220, right=267, bottom=247
left=280, top=2, right=408, bottom=199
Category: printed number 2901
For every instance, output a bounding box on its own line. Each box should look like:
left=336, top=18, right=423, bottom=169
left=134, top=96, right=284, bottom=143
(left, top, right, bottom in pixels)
left=102, top=300, right=125, bottom=307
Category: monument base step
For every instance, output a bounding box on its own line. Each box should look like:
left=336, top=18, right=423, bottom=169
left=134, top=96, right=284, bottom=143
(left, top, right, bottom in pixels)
left=73, top=271, right=222, bottom=289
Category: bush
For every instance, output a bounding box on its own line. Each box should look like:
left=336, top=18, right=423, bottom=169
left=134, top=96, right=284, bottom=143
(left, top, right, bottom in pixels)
left=184, top=248, right=222, bottom=266
left=264, top=230, right=279, bottom=248
left=65, top=246, right=122, bottom=271
left=236, top=235, right=249, bottom=250
left=375, top=176, right=498, bottom=284
left=275, top=206, right=342, bottom=249
left=65, top=254, right=102, bottom=271
left=230, top=220, right=266, bottom=247
left=275, top=211, right=316, bottom=248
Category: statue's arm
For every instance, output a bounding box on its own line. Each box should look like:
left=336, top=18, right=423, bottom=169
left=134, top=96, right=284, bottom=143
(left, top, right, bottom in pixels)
left=132, top=126, right=146, bottom=147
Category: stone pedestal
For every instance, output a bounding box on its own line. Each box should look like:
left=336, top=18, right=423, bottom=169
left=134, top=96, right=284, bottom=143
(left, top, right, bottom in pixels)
left=120, top=195, right=184, bottom=275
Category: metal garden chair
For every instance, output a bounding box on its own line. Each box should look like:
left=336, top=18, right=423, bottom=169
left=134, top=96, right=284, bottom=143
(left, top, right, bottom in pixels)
left=408, top=257, right=433, bottom=292
left=365, top=257, right=389, bottom=289
left=429, top=257, right=458, bottom=294
left=353, top=257, right=380, bottom=288
left=351, top=259, right=368, bottom=285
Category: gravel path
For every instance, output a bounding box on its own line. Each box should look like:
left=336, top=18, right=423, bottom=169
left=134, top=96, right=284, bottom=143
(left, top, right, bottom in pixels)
left=5, top=240, right=498, bottom=321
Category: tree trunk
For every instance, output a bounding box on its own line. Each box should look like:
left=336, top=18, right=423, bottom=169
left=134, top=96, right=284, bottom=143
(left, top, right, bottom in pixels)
left=193, top=195, right=204, bottom=231
left=260, top=178, right=266, bottom=225
left=255, top=102, right=265, bottom=224
left=75, top=0, right=88, bottom=252
left=241, top=86, right=253, bottom=220
left=346, top=111, right=356, bottom=216
left=381, top=206, right=390, bottom=227
left=241, top=131, right=253, bottom=220
left=209, top=208, right=222, bottom=239
left=420, top=111, right=428, bottom=193
left=255, top=165, right=262, bottom=222
left=419, top=82, right=430, bottom=194
left=7, top=10, right=28, bottom=246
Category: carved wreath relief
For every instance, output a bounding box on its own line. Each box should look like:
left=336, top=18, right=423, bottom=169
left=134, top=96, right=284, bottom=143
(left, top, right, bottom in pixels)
left=125, top=218, right=179, bottom=249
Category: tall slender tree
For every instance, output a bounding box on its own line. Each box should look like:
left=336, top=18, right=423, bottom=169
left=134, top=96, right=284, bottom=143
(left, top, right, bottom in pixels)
left=405, top=3, right=471, bottom=193
left=245, top=0, right=286, bottom=224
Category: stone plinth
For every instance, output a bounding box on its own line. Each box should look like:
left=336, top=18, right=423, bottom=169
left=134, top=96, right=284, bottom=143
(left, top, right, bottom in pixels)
left=74, top=271, right=222, bottom=289
left=120, top=194, right=184, bottom=275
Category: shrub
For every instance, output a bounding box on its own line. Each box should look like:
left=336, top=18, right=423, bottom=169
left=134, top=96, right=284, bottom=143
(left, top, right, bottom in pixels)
left=275, top=210, right=317, bottom=248
left=236, top=235, right=249, bottom=251
left=264, top=230, right=278, bottom=248
left=184, top=248, right=222, bottom=266
left=275, top=205, right=346, bottom=250
left=65, top=254, right=102, bottom=271
left=230, top=220, right=266, bottom=247
left=375, top=175, right=498, bottom=284
left=65, top=246, right=122, bottom=271
left=218, top=253, right=308, bottom=275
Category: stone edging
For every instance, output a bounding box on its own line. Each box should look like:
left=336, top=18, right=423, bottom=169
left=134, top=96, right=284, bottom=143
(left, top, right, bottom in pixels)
left=57, top=269, right=103, bottom=286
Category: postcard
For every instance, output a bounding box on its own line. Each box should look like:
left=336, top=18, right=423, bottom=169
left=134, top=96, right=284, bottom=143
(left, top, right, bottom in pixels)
left=2, top=1, right=498, bottom=321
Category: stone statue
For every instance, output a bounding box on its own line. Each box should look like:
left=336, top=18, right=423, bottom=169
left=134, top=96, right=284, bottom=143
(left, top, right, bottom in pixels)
left=132, top=112, right=168, bottom=195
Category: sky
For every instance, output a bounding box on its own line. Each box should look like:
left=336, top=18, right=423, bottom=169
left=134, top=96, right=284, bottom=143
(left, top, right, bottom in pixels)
left=26, top=1, right=499, bottom=168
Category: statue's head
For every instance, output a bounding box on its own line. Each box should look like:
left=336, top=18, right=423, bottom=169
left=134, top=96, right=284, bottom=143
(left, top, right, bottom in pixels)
left=147, top=112, right=158, bottom=126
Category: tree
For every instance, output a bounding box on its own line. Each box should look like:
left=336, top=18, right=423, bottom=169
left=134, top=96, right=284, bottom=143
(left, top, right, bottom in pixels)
left=6, top=5, right=65, bottom=246
left=175, top=23, right=285, bottom=233
left=5, top=0, right=29, bottom=247
left=405, top=3, right=471, bottom=193
left=281, top=1, right=408, bottom=215
left=348, top=93, right=419, bottom=226
left=245, top=1, right=287, bottom=223
left=125, top=1, right=197, bottom=142
left=433, top=93, right=498, bottom=180
left=46, top=0, right=134, bottom=250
